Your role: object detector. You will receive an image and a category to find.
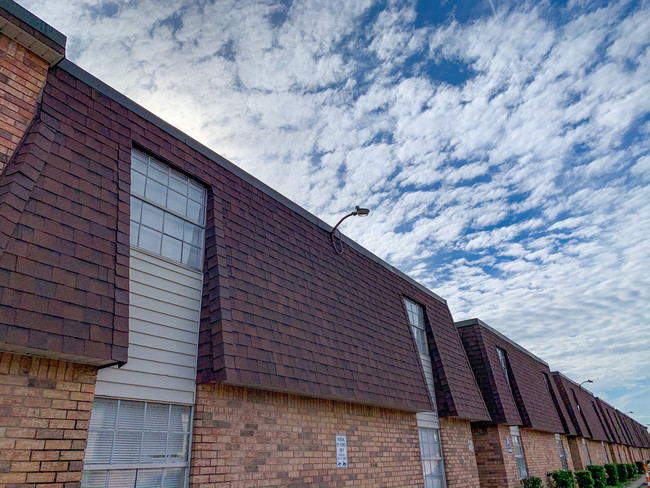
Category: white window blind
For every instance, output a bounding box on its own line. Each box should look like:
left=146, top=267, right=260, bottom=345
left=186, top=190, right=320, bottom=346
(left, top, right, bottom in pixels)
left=82, top=398, right=192, bottom=488
left=418, top=428, right=446, bottom=488
left=130, top=150, right=206, bottom=270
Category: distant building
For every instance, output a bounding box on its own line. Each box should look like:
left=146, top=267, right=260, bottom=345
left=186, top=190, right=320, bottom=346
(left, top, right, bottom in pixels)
left=0, top=1, right=648, bottom=487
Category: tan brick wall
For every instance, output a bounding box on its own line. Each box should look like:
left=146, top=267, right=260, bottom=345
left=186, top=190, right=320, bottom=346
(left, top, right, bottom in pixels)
left=439, top=417, right=480, bottom=488
left=0, top=352, right=96, bottom=487
left=0, top=34, right=49, bottom=173
left=520, top=429, right=565, bottom=485
left=191, top=384, right=425, bottom=488
left=584, top=439, right=609, bottom=466
left=567, top=436, right=593, bottom=470
left=471, top=424, right=521, bottom=488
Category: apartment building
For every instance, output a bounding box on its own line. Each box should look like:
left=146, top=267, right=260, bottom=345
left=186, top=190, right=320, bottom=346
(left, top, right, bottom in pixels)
left=0, top=2, right=648, bottom=488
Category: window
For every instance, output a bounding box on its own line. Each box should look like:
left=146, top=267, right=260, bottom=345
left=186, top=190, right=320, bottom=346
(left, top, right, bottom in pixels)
left=418, top=428, right=446, bottom=488
left=496, top=347, right=512, bottom=390
left=81, top=398, right=192, bottom=488
left=511, top=433, right=528, bottom=479
left=582, top=438, right=592, bottom=465
left=130, top=150, right=206, bottom=269
left=404, top=298, right=427, bottom=355
left=555, top=433, right=568, bottom=470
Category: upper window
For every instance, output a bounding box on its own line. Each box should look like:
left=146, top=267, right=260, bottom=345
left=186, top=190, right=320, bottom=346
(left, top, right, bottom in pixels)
left=130, top=150, right=206, bottom=269
left=81, top=398, right=192, bottom=488
left=496, top=347, right=512, bottom=390
left=404, top=298, right=428, bottom=355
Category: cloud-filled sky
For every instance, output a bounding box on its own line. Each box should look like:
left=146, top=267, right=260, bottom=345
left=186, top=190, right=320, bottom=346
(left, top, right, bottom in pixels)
left=19, top=0, right=650, bottom=424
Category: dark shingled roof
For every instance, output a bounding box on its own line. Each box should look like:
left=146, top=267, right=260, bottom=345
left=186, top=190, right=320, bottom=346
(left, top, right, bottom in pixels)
left=457, top=319, right=566, bottom=432
left=552, top=373, right=609, bottom=442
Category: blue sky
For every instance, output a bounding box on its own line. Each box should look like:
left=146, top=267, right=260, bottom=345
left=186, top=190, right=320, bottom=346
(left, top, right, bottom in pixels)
left=19, top=0, right=650, bottom=426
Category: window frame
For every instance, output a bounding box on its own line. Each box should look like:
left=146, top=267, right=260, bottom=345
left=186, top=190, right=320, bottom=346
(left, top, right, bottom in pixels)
left=418, top=427, right=447, bottom=488
left=81, top=397, right=193, bottom=488
left=130, top=149, right=207, bottom=270
left=555, top=433, right=568, bottom=470
left=403, top=297, right=428, bottom=356
left=582, top=437, right=592, bottom=465
left=511, top=433, right=528, bottom=479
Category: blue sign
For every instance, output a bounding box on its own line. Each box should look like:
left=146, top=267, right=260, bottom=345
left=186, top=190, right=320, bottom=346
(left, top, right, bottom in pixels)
left=506, top=435, right=512, bottom=454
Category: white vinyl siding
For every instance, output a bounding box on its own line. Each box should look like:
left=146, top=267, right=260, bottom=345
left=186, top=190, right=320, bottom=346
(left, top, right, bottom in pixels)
left=94, top=249, right=203, bottom=404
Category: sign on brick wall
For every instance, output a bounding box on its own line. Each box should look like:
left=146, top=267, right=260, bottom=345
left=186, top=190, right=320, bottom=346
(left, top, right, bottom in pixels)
left=336, top=434, right=348, bottom=468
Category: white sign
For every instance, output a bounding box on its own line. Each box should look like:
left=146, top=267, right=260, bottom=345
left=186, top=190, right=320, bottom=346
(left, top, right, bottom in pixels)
left=336, top=434, right=348, bottom=469
left=468, top=439, right=474, bottom=452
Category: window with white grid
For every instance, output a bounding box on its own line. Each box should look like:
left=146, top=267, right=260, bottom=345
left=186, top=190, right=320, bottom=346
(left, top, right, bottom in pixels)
left=512, top=434, right=528, bottom=479
left=582, top=437, right=592, bottom=465
left=404, top=298, right=428, bottom=355
left=81, top=398, right=192, bottom=488
left=418, top=427, right=446, bottom=488
left=130, top=150, right=206, bottom=270
left=496, top=347, right=513, bottom=390
left=555, top=433, right=568, bottom=470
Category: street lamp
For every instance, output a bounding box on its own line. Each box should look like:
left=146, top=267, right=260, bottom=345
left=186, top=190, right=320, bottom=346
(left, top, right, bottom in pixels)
left=578, top=379, right=593, bottom=388
left=330, top=206, right=370, bottom=255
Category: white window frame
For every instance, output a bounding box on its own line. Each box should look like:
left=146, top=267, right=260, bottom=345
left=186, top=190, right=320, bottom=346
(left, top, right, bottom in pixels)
left=496, top=347, right=513, bottom=391
left=510, top=427, right=528, bottom=479
left=582, top=437, right=592, bottom=465
left=81, top=398, right=193, bottom=488
left=404, top=298, right=428, bottom=355
left=418, top=427, right=447, bottom=488
left=555, top=433, right=568, bottom=470
left=130, top=150, right=206, bottom=270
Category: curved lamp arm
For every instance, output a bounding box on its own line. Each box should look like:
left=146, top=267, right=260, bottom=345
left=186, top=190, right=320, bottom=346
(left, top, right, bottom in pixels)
left=330, top=206, right=370, bottom=254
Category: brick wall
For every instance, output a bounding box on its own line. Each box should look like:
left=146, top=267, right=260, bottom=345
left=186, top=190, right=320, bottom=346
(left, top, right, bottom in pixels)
left=0, top=352, right=96, bottom=487
left=439, top=417, right=480, bottom=488
left=0, top=34, right=48, bottom=173
left=560, top=435, right=575, bottom=471
left=585, top=438, right=609, bottom=465
left=471, top=423, right=521, bottom=488
left=520, top=429, right=564, bottom=484
left=567, top=437, right=591, bottom=470
left=191, top=384, right=424, bottom=487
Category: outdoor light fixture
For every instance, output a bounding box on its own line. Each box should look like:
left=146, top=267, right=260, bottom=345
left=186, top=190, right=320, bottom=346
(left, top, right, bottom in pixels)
left=330, top=206, right=370, bottom=255
left=625, top=411, right=634, bottom=415
left=578, top=379, right=593, bottom=388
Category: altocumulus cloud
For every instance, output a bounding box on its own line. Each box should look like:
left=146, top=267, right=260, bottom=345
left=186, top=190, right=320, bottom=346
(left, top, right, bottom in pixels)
left=18, top=0, right=650, bottom=422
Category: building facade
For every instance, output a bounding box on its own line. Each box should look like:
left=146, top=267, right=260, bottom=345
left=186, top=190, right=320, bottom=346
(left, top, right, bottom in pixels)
left=0, top=2, right=648, bottom=488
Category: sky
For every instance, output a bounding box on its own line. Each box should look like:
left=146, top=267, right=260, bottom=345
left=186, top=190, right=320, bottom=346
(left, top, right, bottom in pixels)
left=18, top=0, right=650, bottom=426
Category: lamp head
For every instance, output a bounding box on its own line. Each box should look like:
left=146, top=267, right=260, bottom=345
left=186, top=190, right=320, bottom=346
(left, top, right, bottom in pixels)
left=354, top=206, right=370, bottom=217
